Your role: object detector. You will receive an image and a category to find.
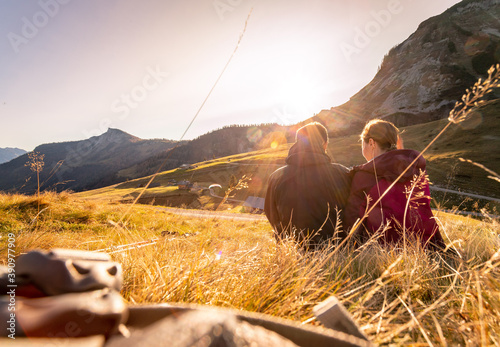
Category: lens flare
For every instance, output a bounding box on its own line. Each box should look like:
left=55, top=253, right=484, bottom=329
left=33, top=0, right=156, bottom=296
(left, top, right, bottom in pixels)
left=257, top=131, right=287, bottom=150
left=246, top=127, right=263, bottom=143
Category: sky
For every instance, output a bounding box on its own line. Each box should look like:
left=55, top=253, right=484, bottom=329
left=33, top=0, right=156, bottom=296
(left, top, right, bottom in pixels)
left=0, top=0, right=462, bottom=151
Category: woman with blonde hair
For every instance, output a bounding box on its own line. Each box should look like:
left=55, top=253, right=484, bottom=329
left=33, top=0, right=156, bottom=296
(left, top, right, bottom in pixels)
left=345, top=119, right=445, bottom=250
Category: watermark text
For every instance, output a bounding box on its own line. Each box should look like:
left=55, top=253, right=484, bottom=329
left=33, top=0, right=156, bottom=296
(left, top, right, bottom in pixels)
left=7, top=0, right=72, bottom=54
left=340, top=0, right=404, bottom=63
left=5, top=233, right=17, bottom=339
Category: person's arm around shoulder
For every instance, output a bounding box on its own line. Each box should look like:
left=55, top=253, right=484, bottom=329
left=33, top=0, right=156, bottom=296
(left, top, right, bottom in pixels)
left=330, top=163, right=352, bottom=204
left=331, top=163, right=349, bottom=174
left=344, top=168, right=370, bottom=235
left=264, top=170, right=283, bottom=241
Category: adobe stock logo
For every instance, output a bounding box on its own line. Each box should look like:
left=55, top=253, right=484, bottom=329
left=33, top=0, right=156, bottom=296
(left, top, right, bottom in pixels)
left=271, top=106, right=298, bottom=126
left=213, top=0, right=245, bottom=21
left=340, top=0, right=404, bottom=63
left=57, top=65, right=170, bottom=176
left=7, top=0, right=72, bottom=54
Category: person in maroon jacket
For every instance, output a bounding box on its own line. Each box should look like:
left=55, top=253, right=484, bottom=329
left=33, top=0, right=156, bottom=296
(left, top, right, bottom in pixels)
left=264, top=122, right=351, bottom=250
left=345, top=119, right=446, bottom=250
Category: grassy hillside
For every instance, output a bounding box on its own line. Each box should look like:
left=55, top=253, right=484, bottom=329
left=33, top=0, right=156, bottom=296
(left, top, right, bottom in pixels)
left=1, top=191, right=499, bottom=345
left=116, top=124, right=292, bottom=181
left=78, top=99, right=500, bottom=213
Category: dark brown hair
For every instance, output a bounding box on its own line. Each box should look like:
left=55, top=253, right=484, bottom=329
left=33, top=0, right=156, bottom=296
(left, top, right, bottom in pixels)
left=361, top=119, right=400, bottom=151
left=296, top=122, right=328, bottom=149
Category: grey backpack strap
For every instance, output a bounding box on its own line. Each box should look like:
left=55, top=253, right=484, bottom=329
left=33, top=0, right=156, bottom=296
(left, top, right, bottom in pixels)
left=1, top=249, right=127, bottom=340
left=1, top=289, right=127, bottom=339
left=16, top=249, right=122, bottom=295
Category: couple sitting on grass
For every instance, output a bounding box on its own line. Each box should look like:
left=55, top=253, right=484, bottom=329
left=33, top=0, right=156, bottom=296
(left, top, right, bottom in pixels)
left=264, top=120, right=446, bottom=251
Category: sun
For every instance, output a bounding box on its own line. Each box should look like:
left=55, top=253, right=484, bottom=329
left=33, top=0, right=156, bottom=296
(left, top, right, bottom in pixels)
left=275, top=68, right=330, bottom=121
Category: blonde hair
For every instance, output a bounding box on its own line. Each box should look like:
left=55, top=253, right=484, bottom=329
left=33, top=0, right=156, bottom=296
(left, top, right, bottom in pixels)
left=361, top=119, right=400, bottom=151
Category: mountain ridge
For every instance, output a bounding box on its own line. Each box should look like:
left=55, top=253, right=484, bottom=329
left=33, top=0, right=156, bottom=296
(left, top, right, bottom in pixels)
left=0, top=129, right=179, bottom=194
left=0, top=147, right=27, bottom=165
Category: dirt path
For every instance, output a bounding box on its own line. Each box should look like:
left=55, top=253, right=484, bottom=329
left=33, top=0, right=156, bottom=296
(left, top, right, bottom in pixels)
left=156, top=207, right=266, bottom=222
left=155, top=185, right=500, bottom=223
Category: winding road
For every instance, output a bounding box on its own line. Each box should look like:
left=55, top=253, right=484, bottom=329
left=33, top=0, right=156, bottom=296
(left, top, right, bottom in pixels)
left=430, top=186, right=500, bottom=203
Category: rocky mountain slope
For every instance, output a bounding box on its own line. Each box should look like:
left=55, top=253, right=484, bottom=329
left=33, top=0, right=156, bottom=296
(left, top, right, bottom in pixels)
left=0, top=147, right=26, bottom=164
left=0, top=129, right=179, bottom=194
left=314, top=0, right=500, bottom=130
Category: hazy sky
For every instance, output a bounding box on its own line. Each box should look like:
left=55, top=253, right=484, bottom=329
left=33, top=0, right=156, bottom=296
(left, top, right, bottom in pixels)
left=1, top=0, right=462, bottom=150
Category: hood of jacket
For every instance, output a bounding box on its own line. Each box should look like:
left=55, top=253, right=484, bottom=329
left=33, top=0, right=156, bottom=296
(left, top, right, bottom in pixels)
left=353, top=149, right=426, bottom=182
left=285, top=142, right=332, bottom=167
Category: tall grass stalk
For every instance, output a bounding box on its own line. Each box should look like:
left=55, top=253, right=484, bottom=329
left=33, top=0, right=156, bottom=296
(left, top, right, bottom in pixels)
left=113, top=10, right=253, bottom=230
left=216, top=175, right=251, bottom=211
left=24, top=151, right=45, bottom=227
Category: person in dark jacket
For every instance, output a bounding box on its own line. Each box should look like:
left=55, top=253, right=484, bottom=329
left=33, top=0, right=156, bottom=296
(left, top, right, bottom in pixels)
left=345, top=119, right=446, bottom=250
left=264, top=122, right=351, bottom=249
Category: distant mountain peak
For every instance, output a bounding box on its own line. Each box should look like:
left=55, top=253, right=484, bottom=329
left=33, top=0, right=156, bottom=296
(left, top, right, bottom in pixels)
left=105, top=128, right=128, bottom=134
left=0, top=129, right=179, bottom=194
left=95, top=128, right=140, bottom=143
left=103, top=127, right=133, bottom=136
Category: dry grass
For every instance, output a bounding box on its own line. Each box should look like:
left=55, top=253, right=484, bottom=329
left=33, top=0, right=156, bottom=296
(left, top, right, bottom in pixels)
left=1, top=191, right=499, bottom=345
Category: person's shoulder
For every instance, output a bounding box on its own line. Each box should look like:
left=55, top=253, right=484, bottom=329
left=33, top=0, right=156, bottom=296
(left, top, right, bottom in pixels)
left=347, top=163, right=377, bottom=187
left=406, top=149, right=425, bottom=163
left=268, top=165, right=287, bottom=181
left=384, top=149, right=422, bottom=159
left=346, top=163, right=366, bottom=178
left=388, top=149, right=426, bottom=168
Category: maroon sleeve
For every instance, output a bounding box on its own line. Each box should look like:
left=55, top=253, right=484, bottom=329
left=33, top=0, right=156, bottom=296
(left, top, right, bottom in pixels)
left=419, top=176, right=446, bottom=250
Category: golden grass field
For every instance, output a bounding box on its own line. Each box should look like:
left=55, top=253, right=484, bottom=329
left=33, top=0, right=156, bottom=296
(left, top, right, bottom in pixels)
left=1, top=191, right=499, bottom=345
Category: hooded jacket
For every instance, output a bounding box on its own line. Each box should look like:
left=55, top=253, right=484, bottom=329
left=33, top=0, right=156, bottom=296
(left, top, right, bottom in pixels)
left=345, top=149, right=445, bottom=250
left=264, top=143, right=351, bottom=248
